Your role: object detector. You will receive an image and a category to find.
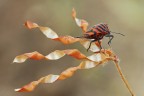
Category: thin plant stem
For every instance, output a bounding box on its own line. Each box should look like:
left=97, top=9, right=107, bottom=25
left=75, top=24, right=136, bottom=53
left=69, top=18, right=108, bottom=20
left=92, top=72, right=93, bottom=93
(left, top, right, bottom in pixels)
left=114, top=61, right=135, bottom=96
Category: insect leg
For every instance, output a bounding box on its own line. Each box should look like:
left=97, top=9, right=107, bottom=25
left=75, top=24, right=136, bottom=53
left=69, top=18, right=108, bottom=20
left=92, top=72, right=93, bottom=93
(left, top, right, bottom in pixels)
left=98, top=40, right=102, bottom=51
left=105, top=34, right=114, bottom=46
left=87, top=40, right=96, bottom=51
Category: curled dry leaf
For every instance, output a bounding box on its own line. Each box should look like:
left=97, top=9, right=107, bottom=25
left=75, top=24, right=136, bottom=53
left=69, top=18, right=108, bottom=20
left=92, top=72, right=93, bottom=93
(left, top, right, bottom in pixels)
left=24, top=21, right=39, bottom=29
left=72, top=8, right=89, bottom=33
left=13, top=49, right=87, bottom=63
left=25, top=21, right=81, bottom=44
left=53, top=36, right=80, bottom=44
left=13, top=51, right=45, bottom=63
left=80, top=39, right=100, bottom=52
left=24, top=21, right=101, bottom=52
left=13, top=49, right=113, bottom=63
left=15, top=49, right=118, bottom=92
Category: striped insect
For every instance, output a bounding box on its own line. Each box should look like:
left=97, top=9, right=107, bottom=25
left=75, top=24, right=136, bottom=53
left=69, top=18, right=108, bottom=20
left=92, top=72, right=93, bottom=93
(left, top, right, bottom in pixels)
left=72, top=8, right=124, bottom=51
left=76, top=23, right=124, bottom=51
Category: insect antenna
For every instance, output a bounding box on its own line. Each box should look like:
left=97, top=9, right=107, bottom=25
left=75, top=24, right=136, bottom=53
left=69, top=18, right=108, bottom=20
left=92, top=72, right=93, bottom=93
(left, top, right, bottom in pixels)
left=111, top=32, right=125, bottom=36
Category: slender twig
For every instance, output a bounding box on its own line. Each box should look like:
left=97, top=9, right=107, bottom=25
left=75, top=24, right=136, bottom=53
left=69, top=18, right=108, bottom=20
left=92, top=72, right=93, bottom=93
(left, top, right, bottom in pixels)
left=114, top=61, right=135, bottom=96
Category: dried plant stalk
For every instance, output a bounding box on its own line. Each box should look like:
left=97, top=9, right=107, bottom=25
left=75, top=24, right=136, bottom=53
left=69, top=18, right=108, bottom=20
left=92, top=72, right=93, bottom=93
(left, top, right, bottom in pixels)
left=114, top=61, right=135, bottom=96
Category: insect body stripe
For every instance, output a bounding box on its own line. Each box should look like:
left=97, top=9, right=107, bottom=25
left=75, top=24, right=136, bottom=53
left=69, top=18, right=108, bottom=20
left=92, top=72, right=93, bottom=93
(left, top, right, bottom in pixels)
left=102, top=24, right=109, bottom=31
left=99, top=24, right=106, bottom=30
left=93, top=30, right=97, bottom=37
left=101, top=24, right=107, bottom=29
left=93, top=28, right=101, bottom=33
left=96, top=27, right=103, bottom=32
left=98, top=25, right=106, bottom=32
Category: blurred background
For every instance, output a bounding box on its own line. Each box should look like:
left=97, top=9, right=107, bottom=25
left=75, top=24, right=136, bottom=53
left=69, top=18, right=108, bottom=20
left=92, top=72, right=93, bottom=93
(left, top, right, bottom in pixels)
left=1, top=0, right=144, bottom=96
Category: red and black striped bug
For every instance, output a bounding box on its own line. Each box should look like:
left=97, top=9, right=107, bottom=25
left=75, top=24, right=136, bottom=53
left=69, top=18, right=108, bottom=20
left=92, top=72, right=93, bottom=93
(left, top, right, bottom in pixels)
left=76, top=23, right=125, bottom=51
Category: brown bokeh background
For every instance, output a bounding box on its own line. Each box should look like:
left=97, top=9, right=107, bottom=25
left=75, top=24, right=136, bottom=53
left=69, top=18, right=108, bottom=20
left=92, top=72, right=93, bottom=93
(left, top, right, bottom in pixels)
left=1, top=0, right=144, bottom=96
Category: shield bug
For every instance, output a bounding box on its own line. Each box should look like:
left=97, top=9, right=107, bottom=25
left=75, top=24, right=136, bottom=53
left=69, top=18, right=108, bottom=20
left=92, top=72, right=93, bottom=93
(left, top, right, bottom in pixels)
left=76, top=23, right=125, bottom=51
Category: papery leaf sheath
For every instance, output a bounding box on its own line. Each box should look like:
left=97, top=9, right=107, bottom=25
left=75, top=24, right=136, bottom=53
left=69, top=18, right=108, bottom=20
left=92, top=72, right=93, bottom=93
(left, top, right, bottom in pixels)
left=15, top=49, right=118, bottom=92
left=25, top=21, right=101, bottom=52
left=72, top=8, right=89, bottom=33
left=13, top=49, right=110, bottom=63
